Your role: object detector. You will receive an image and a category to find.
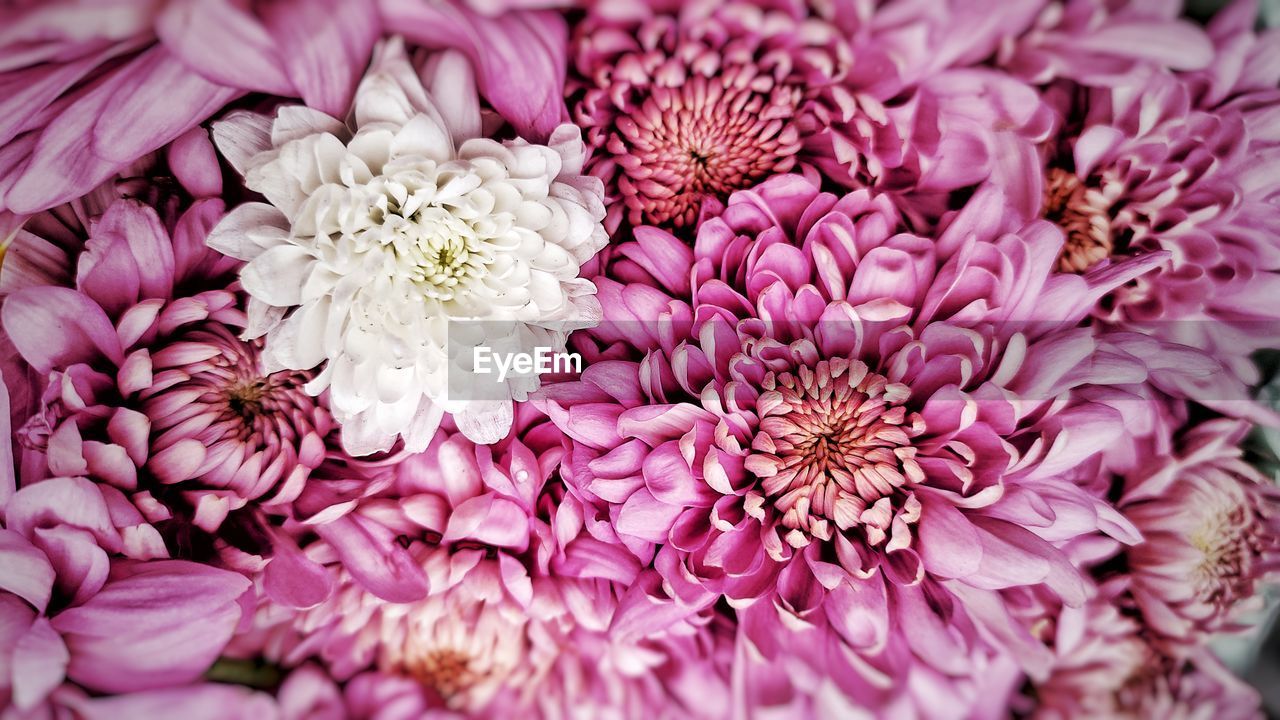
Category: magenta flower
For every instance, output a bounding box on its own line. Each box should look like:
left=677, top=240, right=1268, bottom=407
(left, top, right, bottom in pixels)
left=536, top=176, right=1208, bottom=702
left=996, top=3, right=1280, bottom=405
left=1026, top=68, right=1280, bottom=397
left=1039, top=71, right=1244, bottom=276
left=238, top=407, right=727, bottom=718
left=1, top=194, right=333, bottom=542
left=0, top=477, right=248, bottom=710
left=1121, top=418, right=1280, bottom=646
left=570, top=0, right=838, bottom=231
left=0, top=0, right=378, bottom=215
left=570, top=0, right=1053, bottom=232
left=0, top=1, right=1277, bottom=716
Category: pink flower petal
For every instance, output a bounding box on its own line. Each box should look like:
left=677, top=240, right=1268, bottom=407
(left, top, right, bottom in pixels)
left=263, top=533, right=333, bottom=610
left=314, top=514, right=429, bottom=603
left=51, top=560, right=249, bottom=694
left=11, top=617, right=68, bottom=710
left=441, top=494, right=530, bottom=551
left=0, top=529, right=54, bottom=614
left=2, top=286, right=124, bottom=373
left=383, top=0, right=569, bottom=141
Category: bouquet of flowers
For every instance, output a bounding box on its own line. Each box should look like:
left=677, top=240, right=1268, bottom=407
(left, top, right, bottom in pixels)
left=2, top=0, right=1280, bottom=717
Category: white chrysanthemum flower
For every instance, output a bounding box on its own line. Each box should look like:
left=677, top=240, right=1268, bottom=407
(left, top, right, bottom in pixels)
left=207, top=39, right=607, bottom=454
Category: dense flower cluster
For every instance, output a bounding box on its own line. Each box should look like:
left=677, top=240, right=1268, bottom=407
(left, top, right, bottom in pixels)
left=1, top=1, right=1279, bottom=718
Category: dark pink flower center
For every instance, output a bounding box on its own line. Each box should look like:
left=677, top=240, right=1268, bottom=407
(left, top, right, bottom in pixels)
left=144, top=325, right=314, bottom=442
left=610, top=73, right=804, bottom=228
left=746, top=358, right=923, bottom=542
left=138, top=323, right=327, bottom=496
left=574, top=10, right=828, bottom=231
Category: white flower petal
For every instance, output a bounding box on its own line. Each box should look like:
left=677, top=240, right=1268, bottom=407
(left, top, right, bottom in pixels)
left=424, top=50, right=482, bottom=147
left=212, top=110, right=273, bottom=176
left=272, top=106, right=348, bottom=147
left=339, top=409, right=397, bottom=456
left=206, top=202, right=290, bottom=261
left=242, top=297, right=286, bottom=340
left=269, top=298, right=331, bottom=370
left=240, top=245, right=316, bottom=307
left=454, top=399, right=514, bottom=445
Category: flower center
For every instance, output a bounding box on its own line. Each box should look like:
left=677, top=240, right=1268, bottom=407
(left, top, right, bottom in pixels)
left=1189, top=500, right=1257, bottom=610
left=225, top=379, right=267, bottom=423
left=610, top=69, right=804, bottom=229
left=142, top=325, right=317, bottom=445
left=1113, top=650, right=1168, bottom=715
left=1044, top=167, right=1114, bottom=273
left=746, top=358, right=923, bottom=541
left=402, top=214, right=490, bottom=300
left=362, top=172, right=499, bottom=303
left=406, top=647, right=484, bottom=701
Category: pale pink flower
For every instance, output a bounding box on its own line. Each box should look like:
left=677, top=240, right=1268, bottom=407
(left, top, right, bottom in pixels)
left=1031, top=583, right=1264, bottom=720
left=1121, top=418, right=1280, bottom=646
left=999, top=0, right=1215, bottom=86
left=1029, top=68, right=1280, bottom=398
left=236, top=407, right=728, bottom=719
left=731, top=621, right=1025, bottom=720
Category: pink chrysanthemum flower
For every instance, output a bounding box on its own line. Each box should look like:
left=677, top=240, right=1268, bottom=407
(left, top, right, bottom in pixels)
left=1, top=193, right=333, bottom=540
left=571, top=0, right=1053, bottom=232
left=1032, top=69, right=1280, bottom=396
left=570, top=1, right=842, bottom=231
left=1031, top=584, right=1264, bottom=720
left=1038, top=71, right=1247, bottom=276
left=536, top=176, right=1219, bottom=701
left=732, top=621, right=1025, bottom=719
left=1012, top=5, right=1280, bottom=394
left=1121, top=418, right=1280, bottom=646
left=237, top=407, right=727, bottom=719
